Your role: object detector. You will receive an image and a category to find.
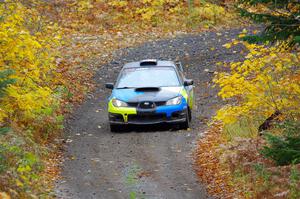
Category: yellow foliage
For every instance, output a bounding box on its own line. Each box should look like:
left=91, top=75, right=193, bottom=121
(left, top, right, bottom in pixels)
left=77, top=0, right=94, bottom=12
left=135, top=0, right=184, bottom=23
left=0, top=2, right=63, bottom=195
left=0, top=2, right=61, bottom=124
left=214, top=41, right=300, bottom=124
left=197, top=3, right=225, bottom=21
left=187, top=2, right=231, bottom=28
left=108, top=0, right=128, bottom=8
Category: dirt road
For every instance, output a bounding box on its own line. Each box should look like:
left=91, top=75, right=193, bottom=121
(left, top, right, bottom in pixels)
left=55, top=28, right=247, bottom=199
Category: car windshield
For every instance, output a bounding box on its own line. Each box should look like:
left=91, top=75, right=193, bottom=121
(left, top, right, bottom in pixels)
left=116, top=67, right=180, bottom=88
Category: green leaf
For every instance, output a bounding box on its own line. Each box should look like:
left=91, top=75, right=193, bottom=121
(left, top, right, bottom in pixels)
left=0, top=127, right=10, bottom=135
left=294, top=36, right=300, bottom=44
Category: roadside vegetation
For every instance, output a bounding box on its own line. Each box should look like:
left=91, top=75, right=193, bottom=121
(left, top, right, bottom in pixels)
left=195, top=0, right=300, bottom=198
left=0, top=0, right=239, bottom=197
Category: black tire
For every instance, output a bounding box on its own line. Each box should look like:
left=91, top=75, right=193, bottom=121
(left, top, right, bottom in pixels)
left=180, top=109, right=190, bottom=130
left=188, top=107, right=192, bottom=121
left=110, top=124, right=122, bottom=132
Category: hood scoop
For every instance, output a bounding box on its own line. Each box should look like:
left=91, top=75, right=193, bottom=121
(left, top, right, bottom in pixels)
left=135, top=87, right=160, bottom=92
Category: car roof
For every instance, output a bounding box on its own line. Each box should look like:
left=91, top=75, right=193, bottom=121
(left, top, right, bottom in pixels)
left=123, top=59, right=176, bottom=69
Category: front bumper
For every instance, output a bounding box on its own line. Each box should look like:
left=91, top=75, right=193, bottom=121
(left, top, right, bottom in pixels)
left=108, top=96, right=189, bottom=125
left=109, top=109, right=187, bottom=125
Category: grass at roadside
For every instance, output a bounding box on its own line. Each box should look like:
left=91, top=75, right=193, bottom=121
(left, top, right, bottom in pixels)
left=223, top=118, right=261, bottom=141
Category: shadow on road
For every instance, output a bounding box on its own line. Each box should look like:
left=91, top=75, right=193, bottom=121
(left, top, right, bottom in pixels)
left=113, top=124, right=182, bottom=133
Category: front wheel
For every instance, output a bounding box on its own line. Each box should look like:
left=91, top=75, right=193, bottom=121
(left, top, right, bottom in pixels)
left=179, top=109, right=190, bottom=130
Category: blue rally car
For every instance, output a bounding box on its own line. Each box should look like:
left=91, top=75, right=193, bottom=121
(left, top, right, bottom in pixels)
left=105, top=59, right=194, bottom=132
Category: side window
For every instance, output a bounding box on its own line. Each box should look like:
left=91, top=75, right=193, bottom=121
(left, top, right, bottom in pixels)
left=175, top=62, right=184, bottom=72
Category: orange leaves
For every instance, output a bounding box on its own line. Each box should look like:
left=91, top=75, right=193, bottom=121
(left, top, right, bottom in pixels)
left=42, top=0, right=239, bottom=34
left=194, top=122, right=295, bottom=198
left=196, top=123, right=300, bottom=198
left=194, top=123, right=236, bottom=198
left=58, top=60, right=94, bottom=106
left=0, top=192, right=10, bottom=199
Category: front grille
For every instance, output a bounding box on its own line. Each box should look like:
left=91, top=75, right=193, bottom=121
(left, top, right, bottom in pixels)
left=155, top=101, right=166, bottom=106
left=127, top=102, right=139, bottom=107
left=127, top=101, right=166, bottom=108
left=139, top=101, right=155, bottom=109
left=128, top=113, right=166, bottom=123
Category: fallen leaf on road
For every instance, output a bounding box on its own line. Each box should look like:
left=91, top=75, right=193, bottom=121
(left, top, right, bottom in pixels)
left=222, top=43, right=232, bottom=49
left=70, top=156, right=76, bottom=160
left=66, top=139, right=73, bottom=143
left=91, top=158, right=100, bottom=162
left=137, top=171, right=151, bottom=178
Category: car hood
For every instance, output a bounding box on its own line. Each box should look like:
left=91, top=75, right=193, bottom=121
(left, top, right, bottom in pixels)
left=111, top=87, right=183, bottom=102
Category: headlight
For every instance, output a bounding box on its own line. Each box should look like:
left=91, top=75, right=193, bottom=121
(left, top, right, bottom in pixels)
left=112, top=98, right=128, bottom=107
left=166, top=96, right=182, bottom=106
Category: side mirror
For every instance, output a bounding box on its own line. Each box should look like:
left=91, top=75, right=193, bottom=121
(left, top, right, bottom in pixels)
left=184, top=79, right=193, bottom=86
left=105, top=83, right=114, bottom=89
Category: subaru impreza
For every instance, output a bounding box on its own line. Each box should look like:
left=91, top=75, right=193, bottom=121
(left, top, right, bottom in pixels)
left=105, top=59, right=194, bottom=132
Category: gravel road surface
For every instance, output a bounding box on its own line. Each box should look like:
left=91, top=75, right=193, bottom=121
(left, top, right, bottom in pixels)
left=55, top=28, right=249, bottom=199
